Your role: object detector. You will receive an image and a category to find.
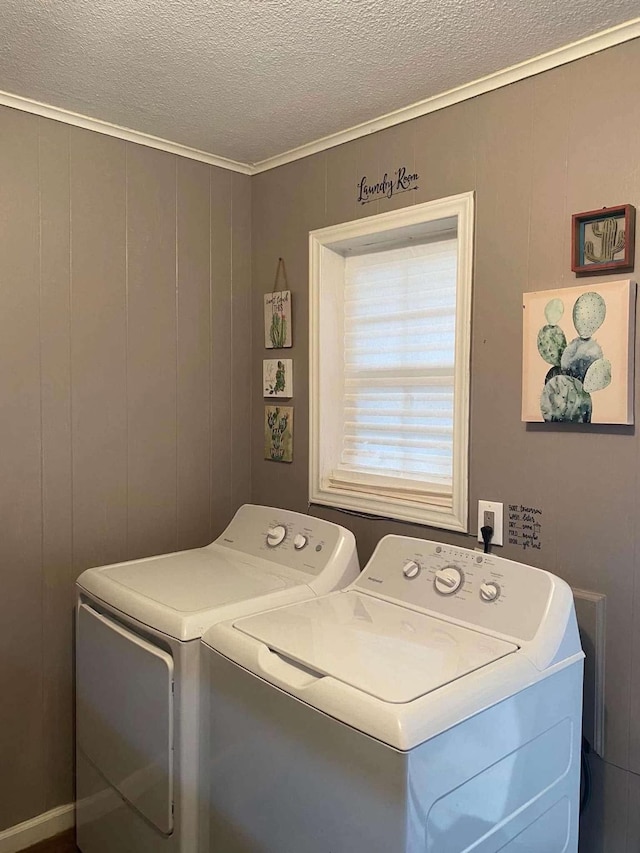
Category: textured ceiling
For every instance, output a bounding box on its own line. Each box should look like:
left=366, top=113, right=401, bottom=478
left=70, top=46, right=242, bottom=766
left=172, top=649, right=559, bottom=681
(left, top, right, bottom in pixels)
left=1, top=0, right=639, bottom=165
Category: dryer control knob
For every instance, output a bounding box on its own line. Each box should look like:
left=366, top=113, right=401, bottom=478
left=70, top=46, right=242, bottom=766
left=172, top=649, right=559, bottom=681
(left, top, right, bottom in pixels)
left=480, top=581, right=500, bottom=602
left=434, top=566, right=463, bottom=595
left=266, top=525, right=287, bottom=547
left=402, top=560, right=421, bottom=579
left=293, top=534, right=308, bottom=550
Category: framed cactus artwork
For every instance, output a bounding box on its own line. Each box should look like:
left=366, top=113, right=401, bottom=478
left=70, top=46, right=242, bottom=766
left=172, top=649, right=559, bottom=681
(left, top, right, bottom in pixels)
left=264, top=405, right=294, bottom=462
left=263, top=358, right=293, bottom=398
left=264, top=290, right=292, bottom=348
left=522, top=280, right=636, bottom=424
left=571, top=205, right=635, bottom=275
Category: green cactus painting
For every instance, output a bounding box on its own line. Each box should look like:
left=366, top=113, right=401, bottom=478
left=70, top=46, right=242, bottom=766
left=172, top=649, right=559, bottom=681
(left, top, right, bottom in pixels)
left=522, top=281, right=636, bottom=425
left=264, top=405, right=294, bottom=462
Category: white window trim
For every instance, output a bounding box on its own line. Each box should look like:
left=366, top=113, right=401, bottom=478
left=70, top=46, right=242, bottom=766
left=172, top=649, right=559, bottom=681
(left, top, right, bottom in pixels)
left=309, top=192, right=474, bottom=532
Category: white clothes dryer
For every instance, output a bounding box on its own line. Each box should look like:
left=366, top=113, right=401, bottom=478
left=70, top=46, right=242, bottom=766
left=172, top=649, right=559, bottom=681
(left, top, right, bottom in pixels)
left=75, top=504, right=359, bottom=853
left=201, top=534, right=584, bottom=853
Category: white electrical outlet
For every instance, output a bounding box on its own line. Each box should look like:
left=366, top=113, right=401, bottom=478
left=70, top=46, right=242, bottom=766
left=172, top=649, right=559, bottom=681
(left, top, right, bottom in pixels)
left=477, top=500, right=503, bottom=546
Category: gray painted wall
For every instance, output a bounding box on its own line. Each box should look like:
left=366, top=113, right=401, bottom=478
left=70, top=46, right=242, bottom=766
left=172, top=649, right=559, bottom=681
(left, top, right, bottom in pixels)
left=0, top=108, right=252, bottom=831
left=250, top=39, right=640, bottom=851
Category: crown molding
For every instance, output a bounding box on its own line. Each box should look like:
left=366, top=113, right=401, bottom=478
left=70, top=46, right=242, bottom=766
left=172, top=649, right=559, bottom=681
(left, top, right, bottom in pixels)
left=251, top=17, right=640, bottom=173
left=1, top=17, right=639, bottom=176
left=0, top=89, right=253, bottom=175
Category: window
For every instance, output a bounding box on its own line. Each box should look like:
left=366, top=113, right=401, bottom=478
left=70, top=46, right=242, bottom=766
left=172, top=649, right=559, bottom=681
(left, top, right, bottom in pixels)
left=309, top=192, right=474, bottom=531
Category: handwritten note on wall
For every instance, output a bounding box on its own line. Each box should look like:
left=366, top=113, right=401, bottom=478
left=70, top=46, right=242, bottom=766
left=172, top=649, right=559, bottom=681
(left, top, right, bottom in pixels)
left=508, top=504, right=543, bottom=551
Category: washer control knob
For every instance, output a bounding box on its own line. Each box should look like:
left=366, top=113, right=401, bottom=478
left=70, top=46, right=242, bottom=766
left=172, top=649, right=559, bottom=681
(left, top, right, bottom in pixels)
left=480, top=581, right=500, bottom=602
left=266, top=525, right=287, bottom=547
left=402, top=560, right=421, bottom=579
left=434, top=566, right=463, bottom=595
left=293, top=533, right=308, bottom=550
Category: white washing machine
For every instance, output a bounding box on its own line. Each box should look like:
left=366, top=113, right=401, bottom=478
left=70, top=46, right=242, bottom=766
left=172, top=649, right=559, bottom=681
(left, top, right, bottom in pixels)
left=200, top=534, right=584, bottom=853
left=75, top=504, right=359, bottom=853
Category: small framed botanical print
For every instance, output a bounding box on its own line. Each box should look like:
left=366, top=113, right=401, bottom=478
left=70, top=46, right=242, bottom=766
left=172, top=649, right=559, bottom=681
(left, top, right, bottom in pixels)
left=263, top=359, right=293, bottom=398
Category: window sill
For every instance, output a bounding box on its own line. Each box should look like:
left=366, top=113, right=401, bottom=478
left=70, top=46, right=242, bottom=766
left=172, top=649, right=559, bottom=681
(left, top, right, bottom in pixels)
left=310, top=484, right=468, bottom=532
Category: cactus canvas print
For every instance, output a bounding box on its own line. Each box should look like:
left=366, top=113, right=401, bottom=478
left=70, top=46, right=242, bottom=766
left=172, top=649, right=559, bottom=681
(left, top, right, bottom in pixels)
left=522, top=280, right=636, bottom=424
left=264, top=406, right=294, bottom=462
left=264, top=290, right=292, bottom=348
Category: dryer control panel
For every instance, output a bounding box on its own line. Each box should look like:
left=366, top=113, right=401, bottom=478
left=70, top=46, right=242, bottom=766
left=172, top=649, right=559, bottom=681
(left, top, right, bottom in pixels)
left=354, top=535, right=554, bottom=642
left=213, top=504, right=352, bottom=578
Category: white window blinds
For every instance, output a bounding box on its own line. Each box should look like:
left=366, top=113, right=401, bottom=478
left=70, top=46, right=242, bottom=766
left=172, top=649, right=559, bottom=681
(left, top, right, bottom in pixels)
left=310, top=192, right=473, bottom=531
left=332, top=237, right=457, bottom=501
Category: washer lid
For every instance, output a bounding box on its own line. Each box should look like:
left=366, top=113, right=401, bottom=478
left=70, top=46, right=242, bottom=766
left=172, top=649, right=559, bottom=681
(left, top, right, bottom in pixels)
left=235, top=591, right=518, bottom=704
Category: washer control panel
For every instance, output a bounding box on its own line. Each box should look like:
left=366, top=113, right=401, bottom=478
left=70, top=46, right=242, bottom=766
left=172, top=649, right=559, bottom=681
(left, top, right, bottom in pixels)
left=355, top=536, right=553, bottom=641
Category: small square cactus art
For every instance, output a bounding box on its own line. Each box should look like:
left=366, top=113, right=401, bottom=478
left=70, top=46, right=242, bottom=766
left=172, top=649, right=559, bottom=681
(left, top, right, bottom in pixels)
left=263, top=359, right=293, bottom=398
left=522, top=280, right=636, bottom=424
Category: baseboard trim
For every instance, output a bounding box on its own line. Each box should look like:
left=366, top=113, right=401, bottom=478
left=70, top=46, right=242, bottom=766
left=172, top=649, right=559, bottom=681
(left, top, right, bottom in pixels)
left=0, top=804, right=74, bottom=853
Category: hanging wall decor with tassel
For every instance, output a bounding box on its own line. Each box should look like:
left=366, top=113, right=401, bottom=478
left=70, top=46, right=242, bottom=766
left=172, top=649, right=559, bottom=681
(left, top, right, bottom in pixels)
left=264, top=257, right=292, bottom=348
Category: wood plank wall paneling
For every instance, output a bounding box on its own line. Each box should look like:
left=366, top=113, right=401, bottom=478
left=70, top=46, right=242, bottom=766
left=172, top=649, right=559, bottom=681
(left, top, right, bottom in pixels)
left=210, top=167, right=234, bottom=529
left=176, top=159, right=213, bottom=548
left=231, top=172, right=252, bottom=510
left=126, top=145, right=178, bottom=560
left=39, top=119, right=74, bottom=814
left=70, top=129, right=129, bottom=573
left=0, top=111, right=251, bottom=833
left=0, top=105, right=44, bottom=830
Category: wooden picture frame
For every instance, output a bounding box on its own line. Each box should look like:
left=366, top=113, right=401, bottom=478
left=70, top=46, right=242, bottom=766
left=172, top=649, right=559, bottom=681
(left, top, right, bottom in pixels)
left=571, top=204, right=635, bottom=275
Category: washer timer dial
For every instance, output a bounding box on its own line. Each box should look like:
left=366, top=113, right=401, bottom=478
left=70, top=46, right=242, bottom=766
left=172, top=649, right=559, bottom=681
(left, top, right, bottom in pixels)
left=434, top=566, right=464, bottom=595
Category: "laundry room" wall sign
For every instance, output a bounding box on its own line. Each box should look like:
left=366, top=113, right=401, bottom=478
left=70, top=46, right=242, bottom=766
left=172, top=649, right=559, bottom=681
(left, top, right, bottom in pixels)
left=357, top=166, right=420, bottom=205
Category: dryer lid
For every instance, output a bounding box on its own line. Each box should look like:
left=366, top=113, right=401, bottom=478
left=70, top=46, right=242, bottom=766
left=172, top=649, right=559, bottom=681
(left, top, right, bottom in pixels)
left=77, top=547, right=308, bottom=641
left=234, top=591, right=518, bottom=704
left=95, top=549, right=298, bottom=611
